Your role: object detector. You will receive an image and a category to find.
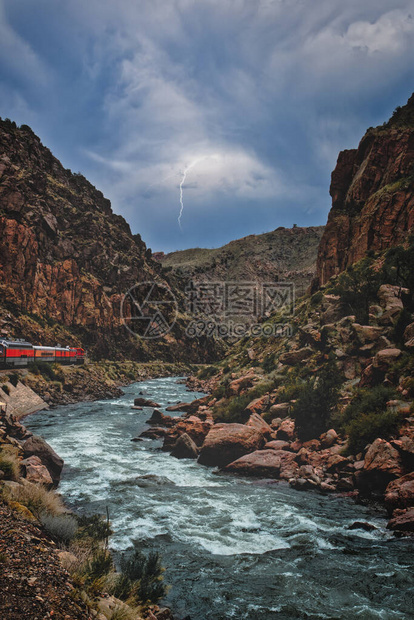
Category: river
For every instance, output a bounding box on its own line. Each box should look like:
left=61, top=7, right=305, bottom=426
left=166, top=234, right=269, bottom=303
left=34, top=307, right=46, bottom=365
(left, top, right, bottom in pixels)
left=26, top=376, right=414, bottom=620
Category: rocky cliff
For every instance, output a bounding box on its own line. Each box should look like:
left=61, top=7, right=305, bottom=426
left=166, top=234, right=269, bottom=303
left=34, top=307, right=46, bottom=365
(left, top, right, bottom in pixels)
left=157, top=226, right=324, bottom=296
left=315, top=93, right=414, bottom=287
left=0, top=118, right=216, bottom=361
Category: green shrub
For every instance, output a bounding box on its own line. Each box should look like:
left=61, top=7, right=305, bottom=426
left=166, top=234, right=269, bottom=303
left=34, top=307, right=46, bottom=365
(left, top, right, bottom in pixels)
left=2, top=384, right=10, bottom=395
left=213, top=394, right=251, bottom=423
left=331, top=257, right=382, bottom=323
left=339, top=385, right=397, bottom=429
left=346, top=410, right=401, bottom=455
left=76, top=513, right=113, bottom=544
left=291, top=359, right=343, bottom=441
left=198, top=365, right=218, bottom=380
left=112, top=548, right=166, bottom=605
left=9, top=373, right=19, bottom=387
left=83, top=549, right=113, bottom=583
left=262, top=353, right=276, bottom=373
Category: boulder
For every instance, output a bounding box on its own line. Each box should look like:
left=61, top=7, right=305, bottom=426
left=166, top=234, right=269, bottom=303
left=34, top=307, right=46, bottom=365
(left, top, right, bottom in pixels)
left=22, top=435, right=63, bottom=487
left=391, top=436, right=414, bottom=471
left=377, top=285, right=405, bottom=312
left=264, top=440, right=290, bottom=451
left=246, top=413, right=272, bottom=438
left=279, top=347, right=313, bottom=366
left=134, top=397, right=160, bottom=407
left=320, top=429, right=338, bottom=449
left=173, top=416, right=213, bottom=446
left=355, top=438, right=403, bottom=495
left=228, top=374, right=259, bottom=396
left=269, top=403, right=290, bottom=417
left=198, top=423, right=265, bottom=468
left=165, top=396, right=209, bottom=413
left=146, top=409, right=177, bottom=427
left=224, top=450, right=281, bottom=478
left=387, top=507, right=414, bottom=532
left=170, top=433, right=198, bottom=459
left=385, top=473, right=414, bottom=510
left=276, top=418, right=295, bottom=441
left=245, top=396, right=269, bottom=415
left=348, top=521, right=377, bottom=532
left=21, top=455, right=53, bottom=488
left=404, top=321, right=414, bottom=342
left=352, top=324, right=384, bottom=344
left=373, top=348, right=402, bottom=369
left=326, top=454, right=348, bottom=473
left=139, top=427, right=167, bottom=439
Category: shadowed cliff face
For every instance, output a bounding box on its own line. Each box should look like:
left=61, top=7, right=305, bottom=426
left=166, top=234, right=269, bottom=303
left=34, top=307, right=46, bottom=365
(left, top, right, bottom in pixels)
left=316, top=94, right=414, bottom=287
left=0, top=119, right=218, bottom=362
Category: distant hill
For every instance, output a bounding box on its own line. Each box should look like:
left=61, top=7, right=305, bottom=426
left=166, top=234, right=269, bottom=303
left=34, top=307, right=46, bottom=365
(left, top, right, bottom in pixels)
left=156, top=226, right=325, bottom=296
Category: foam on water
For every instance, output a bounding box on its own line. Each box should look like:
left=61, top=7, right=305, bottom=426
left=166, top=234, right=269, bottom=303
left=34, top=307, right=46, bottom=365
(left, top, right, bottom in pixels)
left=26, top=376, right=414, bottom=620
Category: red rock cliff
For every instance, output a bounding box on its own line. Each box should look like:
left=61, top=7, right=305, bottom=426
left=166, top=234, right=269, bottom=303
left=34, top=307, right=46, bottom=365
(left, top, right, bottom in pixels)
left=0, top=119, right=216, bottom=362
left=315, top=94, right=414, bottom=287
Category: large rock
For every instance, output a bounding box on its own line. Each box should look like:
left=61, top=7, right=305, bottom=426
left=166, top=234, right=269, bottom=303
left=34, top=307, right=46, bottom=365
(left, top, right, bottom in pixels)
left=134, top=398, right=160, bottom=408
left=146, top=409, right=177, bottom=427
left=373, top=348, right=402, bottom=369
left=245, top=396, right=269, bottom=415
left=198, top=424, right=265, bottom=468
left=170, top=433, right=198, bottom=460
left=21, top=455, right=53, bottom=488
left=246, top=413, right=272, bottom=438
left=279, top=347, right=313, bottom=365
left=269, top=403, right=290, bottom=417
left=385, top=473, right=414, bottom=510
left=224, top=450, right=281, bottom=478
left=276, top=418, right=295, bottom=441
left=355, top=438, right=403, bottom=495
left=228, top=373, right=260, bottom=396
left=22, top=435, right=64, bottom=487
left=319, top=429, right=338, bottom=449
left=387, top=507, right=414, bottom=532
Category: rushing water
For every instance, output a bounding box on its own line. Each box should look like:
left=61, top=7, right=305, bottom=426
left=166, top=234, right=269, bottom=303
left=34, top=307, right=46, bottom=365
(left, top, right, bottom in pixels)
left=26, top=377, right=413, bottom=620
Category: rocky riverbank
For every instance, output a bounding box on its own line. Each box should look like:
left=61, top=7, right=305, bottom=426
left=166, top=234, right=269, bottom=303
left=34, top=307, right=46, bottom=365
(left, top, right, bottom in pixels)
left=138, top=377, right=414, bottom=535
left=0, top=403, right=176, bottom=620
left=0, top=360, right=199, bottom=417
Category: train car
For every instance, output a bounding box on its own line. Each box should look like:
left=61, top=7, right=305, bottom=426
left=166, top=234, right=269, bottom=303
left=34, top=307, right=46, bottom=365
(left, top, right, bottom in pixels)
left=33, top=345, right=56, bottom=363
left=0, top=339, right=35, bottom=367
left=75, top=348, right=85, bottom=364
left=55, top=346, right=77, bottom=365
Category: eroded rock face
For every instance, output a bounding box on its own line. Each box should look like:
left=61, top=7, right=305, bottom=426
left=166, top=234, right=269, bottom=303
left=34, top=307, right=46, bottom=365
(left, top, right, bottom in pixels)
left=198, top=423, right=265, bottom=468
left=21, top=455, right=53, bottom=488
left=315, top=94, right=414, bottom=287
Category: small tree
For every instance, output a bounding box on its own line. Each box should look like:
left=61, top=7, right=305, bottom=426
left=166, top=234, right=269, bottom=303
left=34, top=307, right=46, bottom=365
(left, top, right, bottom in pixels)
left=291, top=358, right=343, bottom=441
left=333, top=257, right=381, bottom=324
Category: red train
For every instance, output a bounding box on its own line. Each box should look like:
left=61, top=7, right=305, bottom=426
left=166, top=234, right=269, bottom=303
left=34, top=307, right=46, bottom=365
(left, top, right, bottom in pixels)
left=0, top=339, right=85, bottom=368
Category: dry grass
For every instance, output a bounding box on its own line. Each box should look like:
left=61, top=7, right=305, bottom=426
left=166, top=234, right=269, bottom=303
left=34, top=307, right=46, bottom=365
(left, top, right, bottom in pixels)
left=2, top=479, right=66, bottom=518
left=0, top=445, right=21, bottom=481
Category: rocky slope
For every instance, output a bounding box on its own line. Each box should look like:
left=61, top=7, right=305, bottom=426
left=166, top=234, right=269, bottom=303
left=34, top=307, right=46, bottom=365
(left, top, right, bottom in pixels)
left=315, top=93, right=414, bottom=287
left=156, top=226, right=324, bottom=296
left=0, top=118, right=217, bottom=362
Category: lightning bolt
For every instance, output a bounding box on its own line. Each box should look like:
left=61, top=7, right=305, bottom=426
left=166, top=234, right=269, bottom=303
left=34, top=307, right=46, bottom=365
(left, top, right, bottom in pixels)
left=178, top=159, right=202, bottom=230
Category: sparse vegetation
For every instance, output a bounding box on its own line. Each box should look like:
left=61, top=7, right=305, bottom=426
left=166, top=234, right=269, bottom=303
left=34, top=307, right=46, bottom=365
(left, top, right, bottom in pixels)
left=0, top=446, right=20, bottom=480
left=291, top=358, right=343, bottom=440
left=2, top=480, right=66, bottom=518
left=40, top=513, right=78, bottom=544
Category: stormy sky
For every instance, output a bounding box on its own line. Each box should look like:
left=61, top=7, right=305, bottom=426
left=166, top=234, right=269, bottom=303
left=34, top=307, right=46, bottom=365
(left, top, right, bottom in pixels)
left=1, top=0, right=413, bottom=252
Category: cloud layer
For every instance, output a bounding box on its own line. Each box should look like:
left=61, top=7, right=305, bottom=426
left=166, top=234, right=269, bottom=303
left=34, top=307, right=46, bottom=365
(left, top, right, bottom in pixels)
left=1, top=0, right=413, bottom=250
